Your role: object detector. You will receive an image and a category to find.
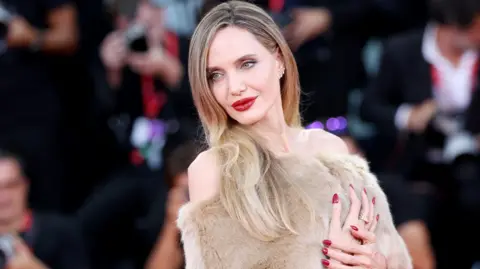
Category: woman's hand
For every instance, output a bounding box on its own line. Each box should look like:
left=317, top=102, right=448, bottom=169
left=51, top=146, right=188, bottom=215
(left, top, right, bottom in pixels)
left=321, top=185, right=386, bottom=268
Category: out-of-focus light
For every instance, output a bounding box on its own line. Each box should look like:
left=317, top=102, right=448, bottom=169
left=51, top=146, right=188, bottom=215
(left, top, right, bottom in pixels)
left=337, top=116, right=348, bottom=130
left=306, top=121, right=324, bottom=130
left=326, top=117, right=340, bottom=131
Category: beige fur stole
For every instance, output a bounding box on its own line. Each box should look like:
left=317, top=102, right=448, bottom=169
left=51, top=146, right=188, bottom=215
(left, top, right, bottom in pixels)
left=177, top=154, right=413, bottom=269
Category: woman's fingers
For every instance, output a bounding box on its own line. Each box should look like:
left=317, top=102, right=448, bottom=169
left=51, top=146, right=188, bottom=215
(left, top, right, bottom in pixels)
left=359, top=188, right=370, bottom=228
left=366, top=196, right=375, bottom=230
left=350, top=225, right=376, bottom=243
left=327, top=240, right=373, bottom=256
left=330, top=193, right=342, bottom=233
left=322, top=258, right=363, bottom=269
left=369, top=214, right=380, bottom=232
left=323, top=247, right=373, bottom=267
left=345, top=185, right=361, bottom=228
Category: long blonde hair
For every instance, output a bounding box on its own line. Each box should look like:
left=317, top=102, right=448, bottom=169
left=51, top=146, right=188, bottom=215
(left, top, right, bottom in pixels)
left=189, top=1, right=313, bottom=241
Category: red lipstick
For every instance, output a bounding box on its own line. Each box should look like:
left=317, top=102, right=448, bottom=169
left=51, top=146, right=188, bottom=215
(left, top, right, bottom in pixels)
left=232, top=97, right=257, bottom=112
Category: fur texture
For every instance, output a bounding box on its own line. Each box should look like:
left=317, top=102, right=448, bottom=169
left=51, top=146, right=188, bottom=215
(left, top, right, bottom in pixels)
left=177, top=154, right=413, bottom=269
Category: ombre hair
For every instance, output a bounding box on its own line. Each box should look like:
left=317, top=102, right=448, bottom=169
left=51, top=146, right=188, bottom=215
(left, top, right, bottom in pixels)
left=188, top=0, right=313, bottom=241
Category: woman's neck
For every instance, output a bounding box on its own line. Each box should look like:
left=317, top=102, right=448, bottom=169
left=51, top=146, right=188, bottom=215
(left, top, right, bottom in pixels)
left=250, top=101, right=296, bottom=153
left=436, top=26, right=466, bottom=66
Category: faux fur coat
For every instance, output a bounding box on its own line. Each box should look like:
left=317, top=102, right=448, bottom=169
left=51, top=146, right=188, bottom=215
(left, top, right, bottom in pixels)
left=177, top=154, right=413, bottom=269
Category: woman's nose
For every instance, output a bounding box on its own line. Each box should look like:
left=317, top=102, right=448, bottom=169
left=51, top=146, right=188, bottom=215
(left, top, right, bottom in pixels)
left=228, top=75, right=246, bottom=96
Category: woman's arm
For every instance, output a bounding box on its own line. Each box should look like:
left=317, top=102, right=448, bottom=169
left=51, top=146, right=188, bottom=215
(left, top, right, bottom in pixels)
left=177, top=149, right=223, bottom=269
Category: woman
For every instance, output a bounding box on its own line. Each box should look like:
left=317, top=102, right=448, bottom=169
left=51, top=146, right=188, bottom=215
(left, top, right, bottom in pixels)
left=176, top=1, right=412, bottom=268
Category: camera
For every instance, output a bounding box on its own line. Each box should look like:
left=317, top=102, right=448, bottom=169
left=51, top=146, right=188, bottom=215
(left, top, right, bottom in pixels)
left=124, top=23, right=148, bottom=53
left=443, top=131, right=478, bottom=164
left=424, top=112, right=477, bottom=163
left=0, top=3, right=12, bottom=38
left=0, top=235, right=15, bottom=269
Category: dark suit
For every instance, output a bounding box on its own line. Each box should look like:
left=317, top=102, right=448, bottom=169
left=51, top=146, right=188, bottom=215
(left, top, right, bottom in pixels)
left=360, top=29, right=480, bottom=269
left=27, top=213, right=90, bottom=269
left=360, top=29, right=480, bottom=171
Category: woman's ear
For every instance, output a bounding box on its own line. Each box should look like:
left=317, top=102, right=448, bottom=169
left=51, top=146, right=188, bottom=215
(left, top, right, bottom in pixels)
left=274, top=48, right=285, bottom=73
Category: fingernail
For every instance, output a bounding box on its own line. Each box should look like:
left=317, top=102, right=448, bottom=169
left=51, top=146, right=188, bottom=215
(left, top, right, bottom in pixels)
left=363, top=188, right=367, bottom=194
left=376, top=214, right=380, bottom=221
left=350, top=225, right=359, bottom=231
left=372, top=197, right=376, bottom=205
left=349, top=184, right=354, bottom=189
left=332, top=193, right=339, bottom=204
left=322, top=248, right=328, bottom=255
left=322, top=240, right=332, bottom=247
left=321, top=259, right=330, bottom=267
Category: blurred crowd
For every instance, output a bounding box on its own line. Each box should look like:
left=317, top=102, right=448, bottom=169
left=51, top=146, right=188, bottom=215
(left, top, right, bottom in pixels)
left=0, top=0, right=479, bottom=268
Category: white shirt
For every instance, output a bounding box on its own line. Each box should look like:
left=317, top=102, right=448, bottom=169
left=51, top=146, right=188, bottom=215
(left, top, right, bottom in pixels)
left=394, top=24, right=479, bottom=130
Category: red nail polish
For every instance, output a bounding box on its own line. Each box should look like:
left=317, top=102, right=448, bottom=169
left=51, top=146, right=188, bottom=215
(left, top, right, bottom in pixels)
left=350, top=225, right=359, bottom=231
left=376, top=214, right=380, bottom=221
left=322, top=248, right=328, bottom=255
left=349, top=184, right=354, bottom=189
left=321, top=259, right=330, bottom=267
left=322, top=240, right=332, bottom=247
left=363, top=188, right=367, bottom=194
left=372, top=197, right=376, bottom=205
left=332, top=193, right=339, bottom=204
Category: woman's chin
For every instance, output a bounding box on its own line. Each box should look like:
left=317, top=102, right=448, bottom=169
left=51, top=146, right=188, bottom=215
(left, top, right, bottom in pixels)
left=230, top=110, right=265, bottom=126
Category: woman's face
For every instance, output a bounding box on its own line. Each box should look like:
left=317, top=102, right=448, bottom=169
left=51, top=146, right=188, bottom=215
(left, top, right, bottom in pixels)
left=207, top=26, right=284, bottom=125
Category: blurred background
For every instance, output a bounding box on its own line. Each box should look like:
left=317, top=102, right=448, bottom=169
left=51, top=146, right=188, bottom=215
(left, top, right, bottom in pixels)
left=0, top=0, right=479, bottom=268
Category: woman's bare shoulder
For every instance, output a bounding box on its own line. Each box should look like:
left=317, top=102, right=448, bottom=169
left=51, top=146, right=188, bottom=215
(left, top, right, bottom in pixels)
left=187, top=149, right=221, bottom=202
left=303, top=129, right=349, bottom=155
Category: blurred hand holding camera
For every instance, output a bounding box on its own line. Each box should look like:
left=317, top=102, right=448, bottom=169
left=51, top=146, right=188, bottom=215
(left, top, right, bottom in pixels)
left=406, top=99, right=438, bottom=134
left=6, top=17, right=37, bottom=49
left=4, top=236, right=48, bottom=269
left=128, top=47, right=165, bottom=76
left=100, top=31, right=128, bottom=71
left=283, top=8, right=332, bottom=51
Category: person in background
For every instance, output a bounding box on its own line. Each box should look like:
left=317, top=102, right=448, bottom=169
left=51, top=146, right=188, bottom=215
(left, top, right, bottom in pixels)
left=0, top=147, right=89, bottom=269
left=360, top=0, right=480, bottom=267
left=145, top=141, right=199, bottom=269
left=101, top=0, right=183, bottom=91
left=79, top=1, right=189, bottom=268
left=0, top=0, right=78, bottom=212
left=101, top=0, right=185, bottom=169
left=377, top=173, right=435, bottom=269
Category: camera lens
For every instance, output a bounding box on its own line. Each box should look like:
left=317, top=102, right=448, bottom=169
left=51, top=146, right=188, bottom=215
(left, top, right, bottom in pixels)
left=125, top=23, right=148, bottom=53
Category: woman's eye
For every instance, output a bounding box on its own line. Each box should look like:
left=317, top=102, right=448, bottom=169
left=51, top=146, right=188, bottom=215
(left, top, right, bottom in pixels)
left=209, top=72, right=223, bottom=82
left=241, top=61, right=256, bottom=69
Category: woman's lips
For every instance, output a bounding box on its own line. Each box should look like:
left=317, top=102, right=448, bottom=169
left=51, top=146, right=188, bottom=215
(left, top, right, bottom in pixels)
left=232, top=96, right=257, bottom=112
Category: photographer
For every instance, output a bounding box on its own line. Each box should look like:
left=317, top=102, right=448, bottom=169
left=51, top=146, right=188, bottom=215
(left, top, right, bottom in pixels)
left=77, top=1, right=188, bottom=268
left=0, top=148, right=89, bottom=269
left=101, top=0, right=183, bottom=90
left=144, top=141, right=200, bottom=269
left=98, top=0, right=186, bottom=175
left=0, top=0, right=78, bottom=213
left=360, top=0, right=480, bottom=267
